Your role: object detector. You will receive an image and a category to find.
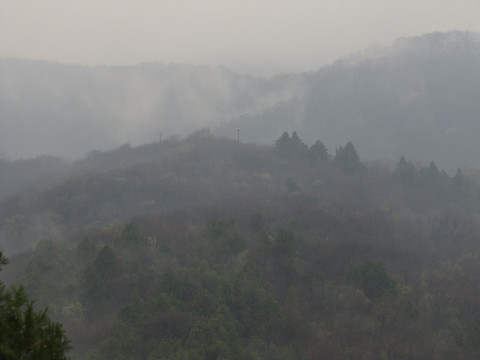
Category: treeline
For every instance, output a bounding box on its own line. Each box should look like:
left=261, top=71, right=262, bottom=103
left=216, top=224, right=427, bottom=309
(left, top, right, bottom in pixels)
left=275, top=131, right=478, bottom=208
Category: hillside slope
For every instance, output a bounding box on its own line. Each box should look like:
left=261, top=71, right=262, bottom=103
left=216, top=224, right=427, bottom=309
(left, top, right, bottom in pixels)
left=3, top=134, right=480, bottom=359
left=2, top=31, right=480, bottom=171
left=0, top=60, right=303, bottom=158
left=217, top=31, right=480, bottom=172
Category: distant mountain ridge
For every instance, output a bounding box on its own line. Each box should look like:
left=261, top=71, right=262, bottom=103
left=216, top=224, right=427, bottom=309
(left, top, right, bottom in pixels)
left=0, top=59, right=304, bottom=158
left=218, top=30, right=480, bottom=172
left=1, top=30, right=480, bottom=171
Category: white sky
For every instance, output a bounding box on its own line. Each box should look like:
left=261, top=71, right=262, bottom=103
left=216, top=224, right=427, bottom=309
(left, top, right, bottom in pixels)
left=1, top=0, right=479, bottom=75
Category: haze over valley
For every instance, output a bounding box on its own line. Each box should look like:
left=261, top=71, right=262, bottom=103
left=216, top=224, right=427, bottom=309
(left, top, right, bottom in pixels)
left=2, top=2, right=480, bottom=357
left=1, top=31, right=480, bottom=175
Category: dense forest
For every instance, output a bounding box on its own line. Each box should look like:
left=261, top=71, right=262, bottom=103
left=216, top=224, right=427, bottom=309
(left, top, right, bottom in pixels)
left=3, top=131, right=480, bottom=359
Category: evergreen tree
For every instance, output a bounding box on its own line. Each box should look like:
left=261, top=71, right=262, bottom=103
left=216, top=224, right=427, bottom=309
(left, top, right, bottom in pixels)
left=425, top=161, right=440, bottom=178
left=452, top=168, right=465, bottom=189
left=93, top=246, right=118, bottom=281
left=114, top=222, right=148, bottom=250
left=275, top=131, right=308, bottom=156
left=275, top=131, right=291, bottom=153
left=346, top=259, right=394, bottom=299
left=80, top=264, right=106, bottom=318
left=334, top=141, right=364, bottom=172
left=451, top=168, right=467, bottom=195
left=76, top=238, right=97, bottom=265
left=393, top=155, right=417, bottom=184
left=308, top=140, right=328, bottom=162
left=0, top=251, right=71, bottom=359
left=289, top=131, right=308, bottom=155
left=419, top=161, right=445, bottom=188
left=451, top=168, right=474, bottom=202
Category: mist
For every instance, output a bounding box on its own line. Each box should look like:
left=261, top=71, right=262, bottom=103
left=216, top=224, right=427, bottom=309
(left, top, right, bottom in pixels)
left=3, top=30, right=479, bottom=174
left=2, top=3, right=480, bottom=358
left=2, top=1, right=480, bottom=76
left=0, top=60, right=304, bottom=158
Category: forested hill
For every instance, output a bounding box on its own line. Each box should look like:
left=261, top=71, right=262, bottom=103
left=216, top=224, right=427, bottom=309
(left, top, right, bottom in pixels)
left=218, top=31, right=480, bottom=172
left=1, top=131, right=477, bottom=255
left=3, top=133, right=480, bottom=358
left=2, top=31, right=480, bottom=171
left=3, top=30, right=480, bottom=359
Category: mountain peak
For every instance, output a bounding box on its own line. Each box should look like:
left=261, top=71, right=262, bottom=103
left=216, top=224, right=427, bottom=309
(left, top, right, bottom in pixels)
left=392, top=30, right=480, bottom=56
left=338, top=30, right=480, bottom=67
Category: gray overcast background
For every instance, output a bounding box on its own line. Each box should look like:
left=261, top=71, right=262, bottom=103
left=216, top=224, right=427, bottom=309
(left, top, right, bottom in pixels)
left=1, top=0, right=479, bottom=75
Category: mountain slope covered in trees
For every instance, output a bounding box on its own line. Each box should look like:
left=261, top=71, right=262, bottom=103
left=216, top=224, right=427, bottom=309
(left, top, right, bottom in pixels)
left=3, top=133, right=480, bottom=359
left=218, top=31, right=480, bottom=172
left=2, top=30, right=480, bottom=359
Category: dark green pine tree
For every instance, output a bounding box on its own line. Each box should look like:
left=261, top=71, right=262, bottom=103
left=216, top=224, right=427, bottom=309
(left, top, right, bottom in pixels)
left=275, top=131, right=308, bottom=157
left=308, top=140, right=328, bottom=162
left=466, top=312, right=480, bottom=352
left=0, top=251, right=71, bottom=359
left=346, top=259, right=394, bottom=299
left=334, top=141, right=364, bottom=172
left=289, top=131, right=308, bottom=155
left=418, top=161, right=445, bottom=188
left=275, top=131, right=291, bottom=153
left=393, top=155, right=417, bottom=184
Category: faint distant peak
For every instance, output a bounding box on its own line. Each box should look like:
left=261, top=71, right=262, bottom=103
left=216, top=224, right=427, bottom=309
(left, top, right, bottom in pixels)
left=392, top=30, right=480, bottom=56
left=337, top=30, right=480, bottom=67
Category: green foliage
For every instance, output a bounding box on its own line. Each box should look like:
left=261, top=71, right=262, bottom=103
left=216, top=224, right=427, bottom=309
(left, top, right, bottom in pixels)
left=466, top=312, right=480, bottom=352
left=290, top=132, right=308, bottom=155
left=403, top=300, right=421, bottom=319
left=419, top=161, right=446, bottom=188
left=346, top=259, right=394, bottom=299
left=285, top=177, right=301, bottom=193
left=249, top=213, right=266, bottom=232
left=275, top=131, right=308, bottom=156
left=275, top=131, right=291, bottom=153
left=274, top=229, right=297, bottom=258
left=187, top=127, right=213, bottom=142
left=114, top=222, right=148, bottom=250
left=186, top=306, right=245, bottom=360
left=189, top=290, right=218, bottom=317
left=93, top=246, right=118, bottom=281
left=202, top=218, right=247, bottom=263
left=31, top=239, right=59, bottom=271
left=308, top=140, right=328, bottom=162
left=117, top=292, right=146, bottom=324
left=231, top=262, right=278, bottom=337
left=452, top=168, right=465, bottom=189
left=19, top=240, right=73, bottom=312
left=0, top=251, right=8, bottom=271
left=393, top=155, right=417, bottom=184
left=76, top=238, right=97, bottom=264
left=334, top=141, right=363, bottom=172
left=0, top=251, right=71, bottom=359
left=6, top=136, right=480, bottom=359
left=87, top=327, right=143, bottom=360
left=80, top=264, right=106, bottom=317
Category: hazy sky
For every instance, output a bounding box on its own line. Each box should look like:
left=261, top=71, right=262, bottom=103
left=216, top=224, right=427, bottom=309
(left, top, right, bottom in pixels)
left=1, top=0, right=479, bottom=75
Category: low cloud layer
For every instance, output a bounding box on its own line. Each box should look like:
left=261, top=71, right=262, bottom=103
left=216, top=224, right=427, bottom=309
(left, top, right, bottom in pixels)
left=1, top=1, right=480, bottom=75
